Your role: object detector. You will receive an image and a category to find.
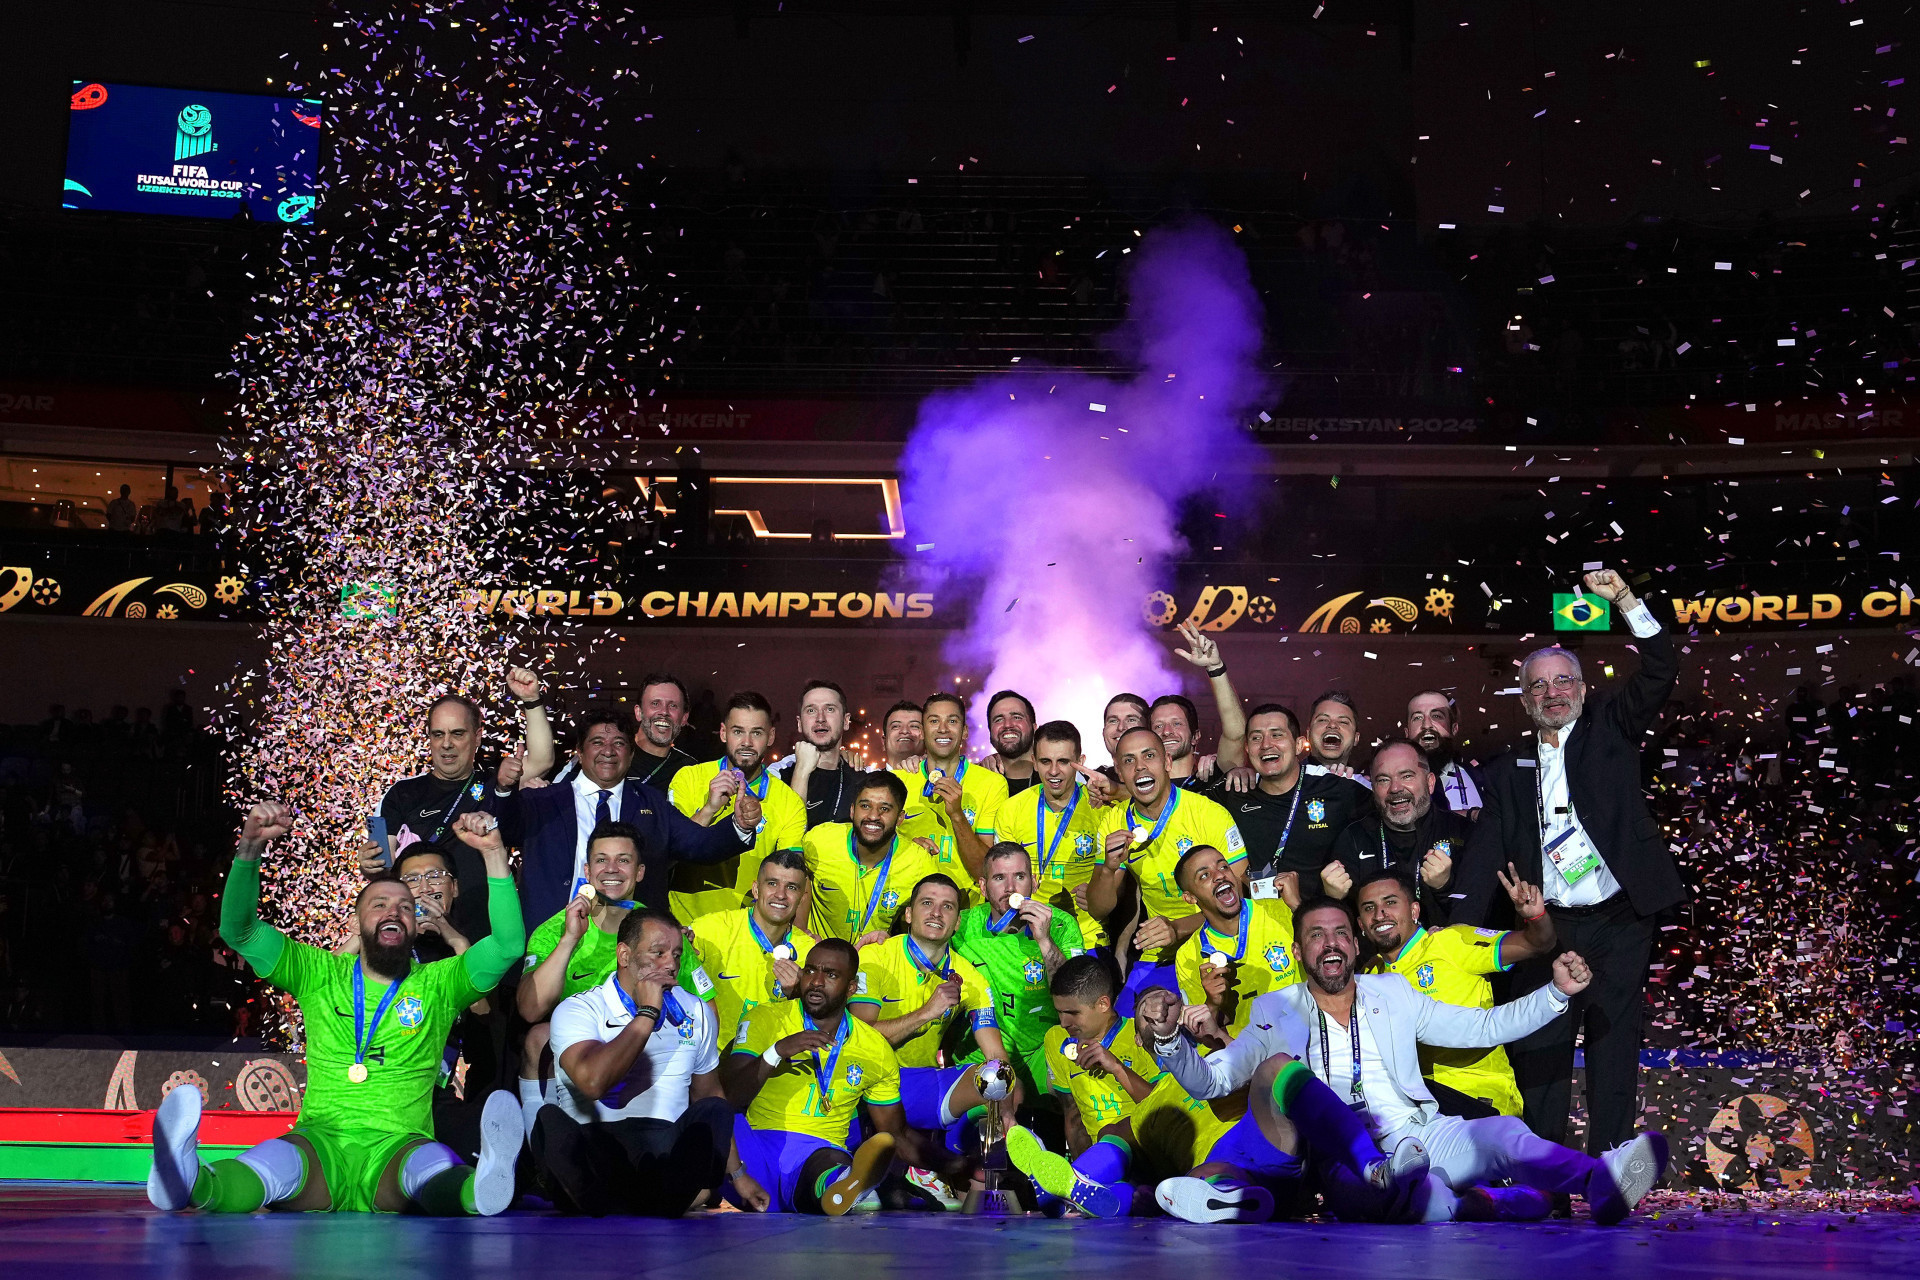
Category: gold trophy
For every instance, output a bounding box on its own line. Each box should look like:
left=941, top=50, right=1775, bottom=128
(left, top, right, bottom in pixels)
left=962, top=1060, right=1016, bottom=1215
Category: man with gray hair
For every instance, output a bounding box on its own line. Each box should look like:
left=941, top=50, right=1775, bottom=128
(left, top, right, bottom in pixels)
left=1457, top=568, right=1683, bottom=1171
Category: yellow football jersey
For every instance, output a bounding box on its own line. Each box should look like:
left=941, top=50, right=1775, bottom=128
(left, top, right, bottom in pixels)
left=690, top=907, right=818, bottom=1044
left=893, top=761, right=1008, bottom=875
left=1370, top=924, right=1523, bottom=1117
left=1174, top=898, right=1301, bottom=1036
left=1094, top=788, right=1246, bottom=962
left=1040, top=1018, right=1236, bottom=1179
left=851, top=934, right=998, bottom=1069
left=801, top=824, right=943, bottom=942
left=731, top=1001, right=901, bottom=1143
left=989, top=784, right=1110, bottom=946
left=667, top=761, right=808, bottom=921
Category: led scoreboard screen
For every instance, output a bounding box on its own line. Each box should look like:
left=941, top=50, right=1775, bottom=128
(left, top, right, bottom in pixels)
left=64, top=82, right=320, bottom=223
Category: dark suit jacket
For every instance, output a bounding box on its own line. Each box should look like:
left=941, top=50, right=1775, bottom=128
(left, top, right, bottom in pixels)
left=500, top=778, right=749, bottom=927
left=1458, top=624, right=1686, bottom=925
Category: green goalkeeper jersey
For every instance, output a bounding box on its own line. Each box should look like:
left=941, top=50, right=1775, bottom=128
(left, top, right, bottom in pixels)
left=523, top=907, right=718, bottom=1005
left=951, top=901, right=1084, bottom=1058
left=220, top=857, right=525, bottom=1140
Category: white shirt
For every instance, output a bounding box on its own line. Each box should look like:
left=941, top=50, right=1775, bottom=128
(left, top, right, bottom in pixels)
left=569, top=772, right=623, bottom=886
left=1308, top=1004, right=1424, bottom=1141
left=1532, top=599, right=1660, bottom=908
left=1437, top=762, right=1482, bottom=813
left=549, top=974, right=720, bottom=1122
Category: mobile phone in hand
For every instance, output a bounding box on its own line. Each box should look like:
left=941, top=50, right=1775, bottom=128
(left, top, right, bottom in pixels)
left=367, top=815, right=393, bottom=868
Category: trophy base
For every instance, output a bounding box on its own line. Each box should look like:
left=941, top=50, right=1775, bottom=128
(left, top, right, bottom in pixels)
left=962, top=1185, right=1018, bottom=1215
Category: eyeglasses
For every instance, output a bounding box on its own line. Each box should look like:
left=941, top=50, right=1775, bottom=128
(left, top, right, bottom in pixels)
left=1523, top=675, right=1583, bottom=696
left=399, top=870, right=450, bottom=886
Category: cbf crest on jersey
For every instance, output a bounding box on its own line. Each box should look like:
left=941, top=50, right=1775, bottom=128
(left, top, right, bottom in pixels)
left=395, top=994, right=427, bottom=1030
left=846, top=1064, right=864, bottom=1088
left=1175, top=836, right=1194, bottom=854
left=1416, top=963, right=1437, bottom=990
left=1264, top=944, right=1293, bottom=976
left=1306, top=798, right=1327, bottom=823
left=469, top=780, right=486, bottom=802
left=1074, top=833, right=1096, bottom=860
left=880, top=889, right=900, bottom=910
left=1023, top=959, right=1046, bottom=986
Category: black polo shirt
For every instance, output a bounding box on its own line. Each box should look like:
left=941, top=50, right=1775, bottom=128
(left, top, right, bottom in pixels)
left=379, top=768, right=508, bottom=941
left=770, top=754, right=866, bottom=829
left=1208, top=766, right=1369, bottom=895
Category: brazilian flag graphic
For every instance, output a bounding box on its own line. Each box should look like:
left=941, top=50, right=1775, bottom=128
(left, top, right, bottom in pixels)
left=1552, top=593, right=1611, bottom=632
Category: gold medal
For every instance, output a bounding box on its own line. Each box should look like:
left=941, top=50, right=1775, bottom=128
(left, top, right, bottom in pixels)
left=347, top=1062, right=369, bottom=1083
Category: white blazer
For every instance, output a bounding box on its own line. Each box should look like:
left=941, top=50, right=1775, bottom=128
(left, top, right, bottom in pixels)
left=1154, top=972, right=1567, bottom=1128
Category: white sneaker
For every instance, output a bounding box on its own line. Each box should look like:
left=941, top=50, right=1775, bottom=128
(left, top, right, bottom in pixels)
left=1587, top=1132, right=1669, bottom=1226
left=471, top=1090, right=522, bottom=1216
left=1154, top=1176, right=1275, bottom=1224
left=1364, top=1136, right=1430, bottom=1203
left=146, top=1085, right=203, bottom=1210
left=905, top=1166, right=965, bottom=1210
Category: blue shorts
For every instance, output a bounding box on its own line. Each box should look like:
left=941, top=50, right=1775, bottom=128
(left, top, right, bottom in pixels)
left=898, top=1066, right=969, bottom=1131
left=732, top=1115, right=844, bottom=1213
left=1203, top=1109, right=1305, bottom=1181
left=1116, top=960, right=1176, bottom=1018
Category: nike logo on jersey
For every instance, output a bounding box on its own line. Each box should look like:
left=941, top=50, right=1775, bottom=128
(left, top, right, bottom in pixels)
left=570, top=968, right=598, bottom=982
left=718, top=973, right=741, bottom=980
left=1238, top=804, right=1263, bottom=814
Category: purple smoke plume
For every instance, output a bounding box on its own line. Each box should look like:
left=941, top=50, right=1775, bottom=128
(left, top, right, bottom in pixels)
left=900, top=220, right=1267, bottom=761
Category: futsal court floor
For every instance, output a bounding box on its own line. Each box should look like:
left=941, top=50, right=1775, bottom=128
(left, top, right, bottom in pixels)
left=0, top=1183, right=1913, bottom=1279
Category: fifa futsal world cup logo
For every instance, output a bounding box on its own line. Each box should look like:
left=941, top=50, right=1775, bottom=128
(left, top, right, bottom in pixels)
left=174, top=104, right=216, bottom=163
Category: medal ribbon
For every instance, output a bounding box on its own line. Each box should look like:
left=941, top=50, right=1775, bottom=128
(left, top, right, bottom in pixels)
left=352, top=960, right=403, bottom=1077
left=802, top=1009, right=851, bottom=1107
left=1125, top=786, right=1181, bottom=851
left=1201, top=899, right=1252, bottom=962
left=850, top=831, right=896, bottom=934
left=905, top=934, right=953, bottom=980
left=1035, top=785, right=1081, bottom=881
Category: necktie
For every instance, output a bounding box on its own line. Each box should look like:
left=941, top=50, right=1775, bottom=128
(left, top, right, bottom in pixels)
left=596, top=788, right=614, bottom=829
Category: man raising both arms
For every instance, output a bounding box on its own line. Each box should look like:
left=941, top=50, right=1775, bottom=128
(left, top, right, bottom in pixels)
left=1357, top=867, right=1556, bottom=1120
left=691, top=849, right=819, bottom=1044
left=986, top=720, right=1110, bottom=947
left=1210, top=704, right=1368, bottom=902
left=149, top=803, right=524, bottom=1216
left=803, top=773, right=941, bottom=944
left=1172, top=844, right=1300, bottom=1043
left=1089, top=726, right=1247, bottom=1015
left=725, top=939, right=975, bottom=1213
left=669, top=691, right=807, bottom=921
left=771, top=680, right=866, bottom=829
left=952, top=843, right=1085, bottom=1096
left=894, top=692, right=1007, bottom=881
